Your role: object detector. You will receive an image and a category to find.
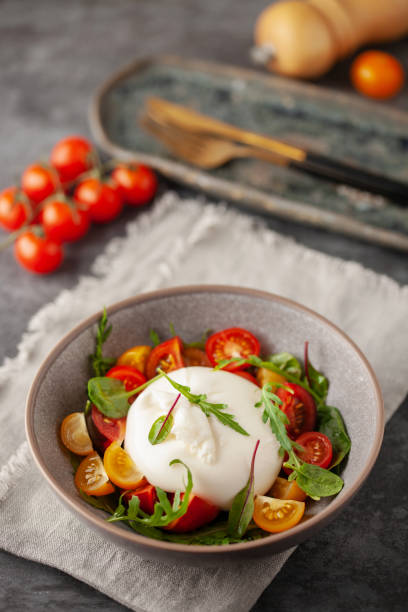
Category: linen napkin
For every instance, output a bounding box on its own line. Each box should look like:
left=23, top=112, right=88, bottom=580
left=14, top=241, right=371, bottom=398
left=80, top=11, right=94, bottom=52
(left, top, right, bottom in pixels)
left=1, top=193, right=407, bottom=612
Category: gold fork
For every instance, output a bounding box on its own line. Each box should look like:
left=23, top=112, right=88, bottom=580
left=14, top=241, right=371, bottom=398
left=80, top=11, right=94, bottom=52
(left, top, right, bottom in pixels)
left=140, top=114, right=288, bottom=169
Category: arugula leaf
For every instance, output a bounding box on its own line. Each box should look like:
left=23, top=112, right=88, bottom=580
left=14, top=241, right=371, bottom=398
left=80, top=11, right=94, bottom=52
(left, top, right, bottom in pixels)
left=148, top=392, right=181, bottom=445
left=89, top=308, right=116, bottom=377
left=159, top=369, right=249, bottom=436
left=317, top=404, right=351, bottom=469
left=255, top=384, right=292, bottom=455
left=268, top=352, right=303, bottom=378
left=304, top=342, right=329, bottom=402
left=228, top=440, right=260, bottom=538
left=149, top=329, right=160, bottom=347
left=169, top=322, right=176, bottom=337
left=184, top=329, right=213, bottom=351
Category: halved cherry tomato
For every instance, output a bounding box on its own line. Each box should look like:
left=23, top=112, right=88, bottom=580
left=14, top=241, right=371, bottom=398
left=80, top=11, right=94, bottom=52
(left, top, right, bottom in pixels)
left=111, top=163, right=157, bottom=206
left=269, top=476, right=307, bottom=502
left=235, top=371, right=259, bottom=385
left=89, top=404, right=127, bottom=452
left=350, top=50, right=405, bottom=100
left=103, top=441, right=146, bottom=489
left=74, top=178, right=123, bottom=223
left=116, top=345, right=152, bottom=374
left=21, top=163, right=57, bottom=204
left=60, top=412, right=93, bottom=456
left=0, top=187, right=32, bottom=231
left=182, top=347, right=211, bottom=367
left=145, top=336, right=185, bottom=380
left=50, top=136, right=94, bottom=183
left=164, top=494, right=219, bottom=533
left=205, top=327, right=260, bottom=372
left=276, top=383, right=316, bottom=439
left=106, top=365, right=147, bottom=403
left=75, top=451, right=115, bottom=496
left=14, top=229, right=64, bottom=274
left=256, top=367, right=286, bottom=390
left=253, top=495, right=305, bottom=533
left=123, top=484, right=157, bottom=514
left=42, top=198, right=90, bottom=243
left=294, top=431, right=333, bottom=469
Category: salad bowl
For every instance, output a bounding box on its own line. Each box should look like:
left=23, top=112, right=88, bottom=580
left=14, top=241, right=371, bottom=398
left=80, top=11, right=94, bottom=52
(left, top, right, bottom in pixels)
left=26, top=285, right=384, bottom=565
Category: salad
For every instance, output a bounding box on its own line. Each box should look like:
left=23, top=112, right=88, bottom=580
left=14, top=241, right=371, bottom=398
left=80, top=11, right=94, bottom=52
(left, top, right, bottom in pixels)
left=60, top=311, right=351, bottom=545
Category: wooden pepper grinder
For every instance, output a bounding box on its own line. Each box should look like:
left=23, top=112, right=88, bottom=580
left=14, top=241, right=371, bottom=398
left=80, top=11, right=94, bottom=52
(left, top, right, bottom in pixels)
left=253, top=0, right=408, bottom=78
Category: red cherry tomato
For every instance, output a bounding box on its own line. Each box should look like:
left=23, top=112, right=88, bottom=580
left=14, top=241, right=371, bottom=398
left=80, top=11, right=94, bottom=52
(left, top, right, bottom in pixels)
left=106, top=365, right=147, bottom=402
left=283, top=431, right=333, bottom=476
left=234, top=371, right=259, bottom=385
left=0, top=187, right=32, bottom=231
left=50, top=136, right=94, bottom=183
left=87, top=404, right=127, bottom=453
left=145, top=336, right=185, bottom=380
left=164, top=494, right=219, bottom=533
left=74, top=178, right=123, bottom=223
left=42, top=198, right=90, bottom=243
left=205, top=327, right=260, bottom=372
left=182, top=347, right=211, bottom=367
left=112, top=163, right=157, bottom=206
left=276, top=383, right=316, bottom=439
left=14, top=229, right=63, bottom=274
left=21, top=163, right=57, bottom=204
left=123, top=484, right=157, bottom=515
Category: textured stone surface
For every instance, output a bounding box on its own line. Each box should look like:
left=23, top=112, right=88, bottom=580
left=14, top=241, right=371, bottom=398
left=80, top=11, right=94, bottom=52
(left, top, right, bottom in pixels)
left=0, top=1, right=407, bottom=611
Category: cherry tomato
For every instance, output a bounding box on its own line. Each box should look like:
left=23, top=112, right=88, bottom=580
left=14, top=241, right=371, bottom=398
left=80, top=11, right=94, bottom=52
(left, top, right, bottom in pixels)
left=182, top=347, right=211, bottom=367
left=205, top=327, right=260, bottom=372
left=106, top=365, right=147, bottom=401
left=294, top=431, right=333, bottom=469
left=103, top=441, right=146, bottom=489
left=88, top=404, right=127, bottom=452
left=14, top=229, right=63, bottom=274
left=0, top=187, right=32, bottom=231
left=350, top=51, right=405, bottom=100
left=42, top=198, right=90, bottom=243
left=21, top=163, right=57, bottom=204
left=116, top=345, right=152, bottom=374
left=60, top=412, right=93, bottom=456
left=269, top=476, right=307, bottom=502
left=164, top=494, right=219, bottom=533
left=123, top=484, right=157, bottom=515
left=253, top=495, right=305, bottom=533
left=112, top=163, right=157, bottom=206
left=145, top=336, right=185, bottom=380
left=75, top=451, right=115, bottom=496
left=74, top=178, right=123, bottom=223
left=50, top=136, right=94, bottom=183
left=276, top=383, right=316, bottom=439
left=256, top=367, right=286, bottom=390
left=235, top=371, right=259, bottom=385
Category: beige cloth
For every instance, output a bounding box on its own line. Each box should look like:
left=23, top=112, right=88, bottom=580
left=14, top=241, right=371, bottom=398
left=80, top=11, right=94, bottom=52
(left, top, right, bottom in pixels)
left=1, top=193, right=408, bottom=612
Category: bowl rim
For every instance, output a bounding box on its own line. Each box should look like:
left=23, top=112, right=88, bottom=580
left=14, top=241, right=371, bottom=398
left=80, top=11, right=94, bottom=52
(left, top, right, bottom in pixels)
left=26, top=284, right=384, bottom=555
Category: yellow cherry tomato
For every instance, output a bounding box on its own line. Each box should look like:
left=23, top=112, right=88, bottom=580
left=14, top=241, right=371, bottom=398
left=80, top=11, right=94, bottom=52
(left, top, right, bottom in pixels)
left=74, top=451, right=115, bottom=496
left=256, top=367, right=287, bottom=390
left=103, top=441, right=146, bottom=489
left=116, top=345, right=152, bottom=375
left=350, top=51, right=405, bottom=100
left=253, top=495, right=305, bottom=533
left=269, top=476, right=307, bottom=502
left=60, top=412, right=93, bottom=456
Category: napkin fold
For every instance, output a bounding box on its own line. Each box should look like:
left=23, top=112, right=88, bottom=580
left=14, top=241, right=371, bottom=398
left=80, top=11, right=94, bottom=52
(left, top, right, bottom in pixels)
left=1, top=193, right=408, bottom=612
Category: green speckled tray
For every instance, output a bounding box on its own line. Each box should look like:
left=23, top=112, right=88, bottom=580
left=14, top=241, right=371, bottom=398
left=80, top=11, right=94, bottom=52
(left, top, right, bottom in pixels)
left=90, top=56, right=408, bottom=251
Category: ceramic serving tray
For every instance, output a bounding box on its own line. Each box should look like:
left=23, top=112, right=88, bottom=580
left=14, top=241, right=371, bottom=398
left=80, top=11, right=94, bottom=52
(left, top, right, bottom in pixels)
left=90, top=56, right=408, bottom=251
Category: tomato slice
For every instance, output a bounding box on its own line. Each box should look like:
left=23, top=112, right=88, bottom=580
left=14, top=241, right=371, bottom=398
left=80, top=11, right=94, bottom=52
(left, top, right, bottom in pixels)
left=182, top=347, right=211, bottom=367
left=106, top=365, right=146, bottom=403
left=276, top=383, right=316, bottom=439
left=256, top=367, right=287, bottom=390
left=60, top=412, right=93, bottom=456
left=75, top=451, right=115, bottom=496
left=116, top=345, right=152, bottom=374
left=89, top=404, right=127, bottom=452
left=253, top=495, right=305, bottom=533
left=294, top=431, right=333, bottom=469
left=164, top=494, right=219, bottom=533
left=145, top=336, right=185, bottom=380
left=103, top=441, right=146, bottom=489
left=123, top=484, right=157, bottom=514
left=269, top=476, right=307, bottom=502
left=235, top=371, right=259, bottom=385
left=205, top=327, right=260, bottom=371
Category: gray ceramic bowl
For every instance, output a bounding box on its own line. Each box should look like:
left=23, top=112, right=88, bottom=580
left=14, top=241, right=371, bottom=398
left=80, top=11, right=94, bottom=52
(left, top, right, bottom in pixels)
left=26, top=285, right=383, bottom=566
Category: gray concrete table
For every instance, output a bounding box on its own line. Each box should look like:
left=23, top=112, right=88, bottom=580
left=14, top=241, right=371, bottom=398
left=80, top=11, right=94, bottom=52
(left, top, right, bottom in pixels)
left=1, top=1, right=407, bottom=610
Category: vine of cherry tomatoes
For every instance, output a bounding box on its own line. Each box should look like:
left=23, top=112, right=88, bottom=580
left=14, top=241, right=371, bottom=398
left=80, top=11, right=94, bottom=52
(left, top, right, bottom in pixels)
left=0, top=136, right=158, bottom=274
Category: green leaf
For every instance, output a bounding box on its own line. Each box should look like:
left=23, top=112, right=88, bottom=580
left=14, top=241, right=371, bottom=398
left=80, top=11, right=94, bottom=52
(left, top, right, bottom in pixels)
left=149, top=329, right=160, bottom=347
left=255, top=384, right=292, bottom=454
left=78, top=489, right=116, bottom=513
left=148, top=414, right=174, bottom=445
left=88, top=377, right=131, bottom=418
left=89, top=308, right=116, bottom=377
left=304, top=342, right=329, bottom=402
left=228, top=440, right=260, bottom=538
left=268, top=352, right=303, bottom=378
left=169, top=322, right=176, bottom=337
left=317, top=404, right=351, bottom=468
left=292, top=462, right=344, bottom=499
left=184, top=329, right=213, bottom=351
